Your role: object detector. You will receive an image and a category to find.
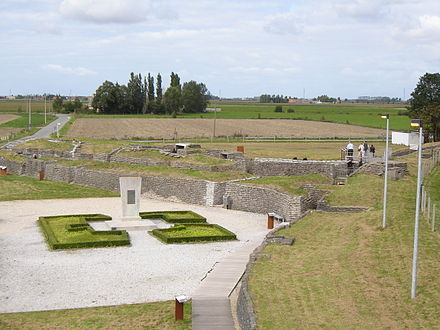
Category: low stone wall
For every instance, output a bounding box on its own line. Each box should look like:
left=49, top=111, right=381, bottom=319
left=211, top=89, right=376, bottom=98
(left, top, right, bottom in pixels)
left=248, top=158, right=346, bottom=178
left=354, top=161, right=408, bottom=179
left=72, top=169, right=121, bottom=192
left=0, top=156, right=26, bottom=175
left=142, top=176, right=208, bottom=206
left=225, top=182, right=302, bottom=221
left=316, top=197, right=370, bottom=213
left=45, top=164, right=76, bottom=183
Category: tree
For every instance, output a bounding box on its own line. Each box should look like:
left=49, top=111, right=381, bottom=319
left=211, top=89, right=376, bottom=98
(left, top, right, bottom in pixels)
left=146, top=73, right=155, bottom=113
left=181, top=80, right=209, bottom=113
left=62, top=98, right=83, bottom=113
left=92, top=80, right=123, bottom=114
left=52, top=95, right=63, bottom=112
left=127, top=72, right=145, bottom=114
left=155, top=73, right=165, bottom=114
left=164, top=86, right=181, bottom=117
left=409, top=72, right=440, bottom=142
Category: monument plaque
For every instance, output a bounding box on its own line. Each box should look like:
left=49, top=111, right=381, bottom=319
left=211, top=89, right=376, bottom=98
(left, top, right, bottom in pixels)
left=105, top=176, right=157, bottom=231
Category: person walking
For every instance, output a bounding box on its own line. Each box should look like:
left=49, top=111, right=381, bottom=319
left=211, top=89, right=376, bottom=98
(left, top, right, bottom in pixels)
left=346, top=141, right=354, bottom=157
left=370, top=144, right=376, bottom=157
left=358, top=142, right=365, bottom=160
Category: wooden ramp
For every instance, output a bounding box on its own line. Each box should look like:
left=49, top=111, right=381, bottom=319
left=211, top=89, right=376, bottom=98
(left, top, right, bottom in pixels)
left=192, top=240, right=262, bottom=330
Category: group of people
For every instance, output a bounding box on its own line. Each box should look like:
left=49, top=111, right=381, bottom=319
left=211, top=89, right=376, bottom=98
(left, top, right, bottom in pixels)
left=345, top=141, right=376, bottom=161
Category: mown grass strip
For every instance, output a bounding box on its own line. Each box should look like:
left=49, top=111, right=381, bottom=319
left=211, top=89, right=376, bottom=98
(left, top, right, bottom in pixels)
left=0, top=175, right=118, bottom=201
left=0, top=300, right=191, bottom=329
left=248, top=155, right=440, bottom=328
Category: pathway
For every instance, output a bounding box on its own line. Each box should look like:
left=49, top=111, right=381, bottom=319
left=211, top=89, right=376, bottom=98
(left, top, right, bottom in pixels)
left=0, top=114, right=70, bottom=150
left=192, top=238, right=263, bottom=330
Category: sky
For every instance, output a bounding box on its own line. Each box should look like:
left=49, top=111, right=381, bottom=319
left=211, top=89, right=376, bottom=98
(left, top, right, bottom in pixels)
left=1, top=0, right=440, bottom=99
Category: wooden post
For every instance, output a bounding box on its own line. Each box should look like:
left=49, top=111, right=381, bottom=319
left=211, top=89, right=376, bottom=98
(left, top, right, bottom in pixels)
left=267, top=213, right=274, bottom=229
left=432, top=205, right=436, bottom=232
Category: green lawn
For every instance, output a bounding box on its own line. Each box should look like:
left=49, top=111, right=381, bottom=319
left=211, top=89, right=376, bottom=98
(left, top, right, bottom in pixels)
left=0, top=175, right=118, bottom=201
left=0, top=300, right=191, bottom=329
left=85, top=162, right=250, bottom=181
left=0, top=99, right=54, bottom=113
left=140, top=210, right=207, bottom=223
left=248, top=158, right=440, bottom=328
left=12, top=138, right=73, bottom=151
left=0, top=113, right=56, bottom=128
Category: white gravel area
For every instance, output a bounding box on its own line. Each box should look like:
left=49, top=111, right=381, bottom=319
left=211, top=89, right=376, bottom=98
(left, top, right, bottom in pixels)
left=0, top=197, right=269, bottom=313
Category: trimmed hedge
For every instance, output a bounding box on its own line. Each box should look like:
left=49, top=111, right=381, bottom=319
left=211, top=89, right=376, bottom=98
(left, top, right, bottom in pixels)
left=139, top=210, right=207, bottom=224
left=38, top=214, right=130, bottom=250
left=152, top=224, right=237, bottom=244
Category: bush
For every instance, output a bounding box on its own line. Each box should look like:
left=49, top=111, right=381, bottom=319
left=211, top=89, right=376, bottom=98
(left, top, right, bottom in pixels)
left=274, top=105, right=283, bottom=112
left=152, top=224, right=237, bottom=244
left=287, top=108, right=294, bottom=113
left=139, top=210, right=206, bottom=223
left=38, top=214, right=130, bottom=250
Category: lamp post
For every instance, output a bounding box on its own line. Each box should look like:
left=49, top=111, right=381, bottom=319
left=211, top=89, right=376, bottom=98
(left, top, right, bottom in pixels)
left=410, top=119, right=423, bottom=299
left=380, top=114, right=390, bottom=228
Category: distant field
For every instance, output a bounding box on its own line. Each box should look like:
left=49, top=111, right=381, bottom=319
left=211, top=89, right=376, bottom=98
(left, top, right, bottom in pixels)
left=0, top=114, right=19, bottom=125
left=0, top=99, right=53, bottom=113
left=78, top=102, right=411, bottom=131
left=67, top=118, right=385, bottom=139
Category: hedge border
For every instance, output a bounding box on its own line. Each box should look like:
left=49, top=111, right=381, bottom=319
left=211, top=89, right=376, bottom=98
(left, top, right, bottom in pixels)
left=139, top=210, right=207, bottom=224
left=152, top=223, right=237, bottom=244
left=38, top=214, right=130, bottom=250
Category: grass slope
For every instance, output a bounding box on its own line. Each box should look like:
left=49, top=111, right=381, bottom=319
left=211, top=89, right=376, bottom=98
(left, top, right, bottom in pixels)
left=0, top=175, right=117, bottom=201
left=249, top=161, right=440, bottom=328
left=0, top=300, right=191, bottom=329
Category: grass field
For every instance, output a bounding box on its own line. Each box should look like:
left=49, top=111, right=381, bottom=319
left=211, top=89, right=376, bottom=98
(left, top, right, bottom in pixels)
left=0, top=300, right=191, bottom=329
left=0, top=175, right=118, bottom=201
left=0, top=99, right=53, bottom=113
left=248, top=157, right=440, bottom=328
left=74, top=102, right=410, bottom=131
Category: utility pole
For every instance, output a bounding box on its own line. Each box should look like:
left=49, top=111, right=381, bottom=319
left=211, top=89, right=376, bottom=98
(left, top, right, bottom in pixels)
left=44, top=95, right=47, bottom=124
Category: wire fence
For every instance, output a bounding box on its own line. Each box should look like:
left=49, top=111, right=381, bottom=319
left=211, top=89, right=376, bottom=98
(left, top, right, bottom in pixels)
left=421, top=148, right=440, bottom=232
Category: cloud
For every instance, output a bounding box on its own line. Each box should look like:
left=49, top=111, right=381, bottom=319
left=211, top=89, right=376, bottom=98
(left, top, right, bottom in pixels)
left=264, top=13, right=304, bottom=36
left=334, top=0, right=388, bottom=21
left=59, top=0, right=150, bottom=24
left=43, top=64, right=96, bottom=76
left=400, top=15, right=440, bottom=42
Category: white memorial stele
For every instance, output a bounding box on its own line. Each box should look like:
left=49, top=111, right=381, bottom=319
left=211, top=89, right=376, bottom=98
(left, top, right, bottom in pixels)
left=105, top=177, right=157, bottom=231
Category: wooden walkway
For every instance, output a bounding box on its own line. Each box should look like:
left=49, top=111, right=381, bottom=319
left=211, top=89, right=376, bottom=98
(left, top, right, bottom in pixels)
left=192, top=239, right=262, bottom=330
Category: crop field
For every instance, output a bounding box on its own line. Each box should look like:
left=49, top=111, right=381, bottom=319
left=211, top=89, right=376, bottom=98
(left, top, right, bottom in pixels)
left=66, top=118, right=385, bottom=139
left=79, top=102, right=411, bottom=131
left=0, top=99, right=53, bottom=113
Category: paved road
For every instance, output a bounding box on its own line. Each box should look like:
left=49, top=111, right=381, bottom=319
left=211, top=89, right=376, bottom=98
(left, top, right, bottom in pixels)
left=0, top=114, right=70, bottom=150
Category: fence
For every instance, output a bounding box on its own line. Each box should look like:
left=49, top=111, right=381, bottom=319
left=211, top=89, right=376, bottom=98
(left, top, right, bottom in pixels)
left=421, top=148, right=440, bottom=232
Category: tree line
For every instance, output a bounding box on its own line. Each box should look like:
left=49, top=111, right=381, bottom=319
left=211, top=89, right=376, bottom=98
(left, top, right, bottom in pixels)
left=91, top=72, right=210, bottom=116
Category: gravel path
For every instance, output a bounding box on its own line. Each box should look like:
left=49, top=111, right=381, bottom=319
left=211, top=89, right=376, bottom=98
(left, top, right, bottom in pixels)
left=0, top=198, right=269, bottom=313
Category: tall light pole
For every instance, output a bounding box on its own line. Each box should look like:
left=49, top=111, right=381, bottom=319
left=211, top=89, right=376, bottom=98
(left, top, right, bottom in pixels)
left=410, top=119, right=423, bottom=299
left=44, top=95, right=47, bottom=124
left=380, top=114, right=390, bottom=228
left=28, top=97, right=32, bottom=129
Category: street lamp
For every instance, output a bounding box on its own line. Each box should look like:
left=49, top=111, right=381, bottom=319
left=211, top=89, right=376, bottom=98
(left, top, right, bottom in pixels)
left=380, top=114, right=390, bottom=228
left=410, top=118, right=423, bottom=299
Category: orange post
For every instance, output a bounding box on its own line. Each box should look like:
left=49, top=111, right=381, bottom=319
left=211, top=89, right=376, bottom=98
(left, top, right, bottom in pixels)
left=237, top=146, right=244, bottom=153
left=175, top=299, right=184, bottom=320
left=267, top=214, right=274, bottom=229
left=39, top=170, right=45, bottom=181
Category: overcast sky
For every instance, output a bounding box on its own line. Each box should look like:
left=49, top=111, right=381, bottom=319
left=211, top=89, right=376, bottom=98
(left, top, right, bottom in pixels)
left=1, top=0, right=439, bottom=99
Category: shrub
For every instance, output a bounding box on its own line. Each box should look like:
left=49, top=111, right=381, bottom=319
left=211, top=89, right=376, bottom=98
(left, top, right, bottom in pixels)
left=287, top=108, right=295, bottom=113
left=139, top=210, right=206, bottom=223
left=274, top=105, right=283, bottom=112
left=38, top=214, right=130, bottom=250
left=152, top=224, right=237, bottom=244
